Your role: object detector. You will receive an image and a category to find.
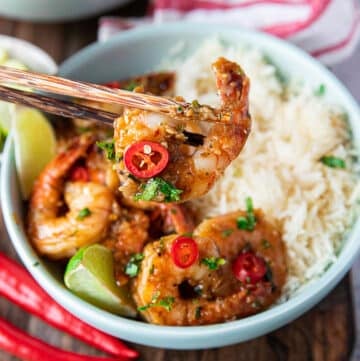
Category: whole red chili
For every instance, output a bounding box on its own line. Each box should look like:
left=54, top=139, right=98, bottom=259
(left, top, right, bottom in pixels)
left=0, top=316, right=131, bottom=361
left=232, top=251, right=267, bottom=284
left=0, top=252, right=137, bottom=359
left=171, top=236, right=199, bottom=269
left=124, top=141, right=169, bottom=179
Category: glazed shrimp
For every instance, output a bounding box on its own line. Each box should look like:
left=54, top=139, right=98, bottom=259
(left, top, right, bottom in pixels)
left=28, top=136, right=114, bottom=259
left=101, top=203, right=150, bottom=285
left=133, top=210, right=286, bottom=325
left=113, top=57, right=251, bottom=203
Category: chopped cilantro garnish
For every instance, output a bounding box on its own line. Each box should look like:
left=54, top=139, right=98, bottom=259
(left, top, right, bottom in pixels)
left=134, top=177, right=182, bottom=202
left=137, top=292, right=175, bottom=312
left=320, top=156, right=346, bottom=169
left=157, top=297, right=175, bottom=311
left=314, top=84, right=326, bottom=96
left=125, top=253, right=144, bottom=278
left=236, top=197, right=256, bottom=231
left=124, top=81, right=139, bottom=91
left=77, top=208, right=91, bottom=220
left=177, top=106, right=184, bottom=113
left=222, top=229, right=233, bottom=237
left=96, top=139, right=116, bottom=161
left=191, top=99, right=200, bottom=110
left=201, top=257, right=226, bottom=270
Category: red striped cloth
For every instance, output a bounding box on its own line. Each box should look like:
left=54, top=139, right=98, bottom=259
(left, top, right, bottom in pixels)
left=99, top=0, right=360, bottom=65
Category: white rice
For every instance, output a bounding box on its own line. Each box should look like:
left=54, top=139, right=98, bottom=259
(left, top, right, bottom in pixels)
left=164, top=39, right=360, bottom=299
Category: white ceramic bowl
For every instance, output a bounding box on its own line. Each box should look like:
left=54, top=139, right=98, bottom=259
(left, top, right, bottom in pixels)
left=0, top=0, right=131, bottom=22
left=1, top=24, right=360, bottom=349
left=0, top=35, right=57, bottom=73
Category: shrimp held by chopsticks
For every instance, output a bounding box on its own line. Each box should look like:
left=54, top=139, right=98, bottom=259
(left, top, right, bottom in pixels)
left=113, top=57, right=251, bottom=203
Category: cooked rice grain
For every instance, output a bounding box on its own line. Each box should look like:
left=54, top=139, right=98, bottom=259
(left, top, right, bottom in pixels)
left=166, top=39, right=360, bottom=298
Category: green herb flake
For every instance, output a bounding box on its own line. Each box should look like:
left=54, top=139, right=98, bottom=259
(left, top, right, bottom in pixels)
left=182, top=232, right=193, bottom=238
left=134, top=177, right=182, bottom=202
left=77, top=207, right=91, bottom=220
left=262, top=239, right=272, bottom=249
left=320, top=156, right=346, bottom=169
left=191, top=99, right=200, bottom=110
left=137, top=292, right=175, bottom=312
left=125, top=253, right=144, bottom=278
left=195, top=306, right=202, bottom=320
left=157, top=297, right=175, bottom=312
left=0, top=126, right=7, bottom=152
left=314, top=84, right=326, bottom=96
left=124, top=81, right=139, bottom=91
left=149, top=264, right=155, bottom=275
left=201, top=257, right=227, bottom=271
left=222, top=229, right=234, bottom=238
left=33, top=261, right=40, bottom=267
left=96, top=139, right=116, bottom=161
left=236, top=197, right=256, bottom=231
left=177, top=106, right=184, bottom=113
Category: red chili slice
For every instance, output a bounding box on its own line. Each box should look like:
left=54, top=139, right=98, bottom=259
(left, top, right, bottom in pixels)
left=69, top=166, right=89, bottom=182
left=232, top=252, right=267, bottom=284
left=171, top=236, right=199, bottom=269
left=124, top=141, right=169, bottom=179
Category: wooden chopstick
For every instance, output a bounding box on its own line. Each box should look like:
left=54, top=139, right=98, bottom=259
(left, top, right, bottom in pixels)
left=0, top=66, right=228, bottom=124
left=0, top=84, right=205, bottom=146
left=0, top=85, right=116, bottom=124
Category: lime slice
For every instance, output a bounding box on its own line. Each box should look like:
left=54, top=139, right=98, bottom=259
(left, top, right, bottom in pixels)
left=64, top=244, right=137, bottom=317
left=12, top=106, right=56, bottom=199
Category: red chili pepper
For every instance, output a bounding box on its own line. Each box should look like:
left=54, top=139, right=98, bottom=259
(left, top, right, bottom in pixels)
left=104, top=81, right=120, bottom=89
left=124, top=141, right=169, bottom=179
left=232, top=252, right=267, bottom=284
left=70, top=165, right=90, bottom=182
left=0, top=316, right=130, bottom=361
left=171, top=236, right=199, bottom=269
left=0, top=252, right=138, bottom=359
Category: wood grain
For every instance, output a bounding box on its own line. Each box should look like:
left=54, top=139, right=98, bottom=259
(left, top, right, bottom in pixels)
left=0, top=2, right=359, bottom=360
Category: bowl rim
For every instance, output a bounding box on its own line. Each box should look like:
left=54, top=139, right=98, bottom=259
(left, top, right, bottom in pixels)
left=0, top=34, right=57, bottom=74
left=2, top=23, right=360, bottom=349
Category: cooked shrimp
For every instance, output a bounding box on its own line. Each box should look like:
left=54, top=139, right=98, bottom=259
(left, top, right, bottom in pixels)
left=27, top=136, right=114, bottom=259
left=101, top=203, right=150, bottom=285
left=132, top=210, right=286, bottom=325
left=113, top=57, right=251, bottom=203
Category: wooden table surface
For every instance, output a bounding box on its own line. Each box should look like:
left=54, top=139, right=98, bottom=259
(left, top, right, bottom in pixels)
left=0, top=2, right=359, bottom=360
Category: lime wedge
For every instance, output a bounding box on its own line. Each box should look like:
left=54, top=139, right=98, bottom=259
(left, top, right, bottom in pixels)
left=12, top=106, right=56, bottom=199
left=64, top=244, right=137, bottom=317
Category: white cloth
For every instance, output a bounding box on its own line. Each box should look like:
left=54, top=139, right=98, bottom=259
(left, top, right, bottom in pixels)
left=98, top=0, right=360, bottom=65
